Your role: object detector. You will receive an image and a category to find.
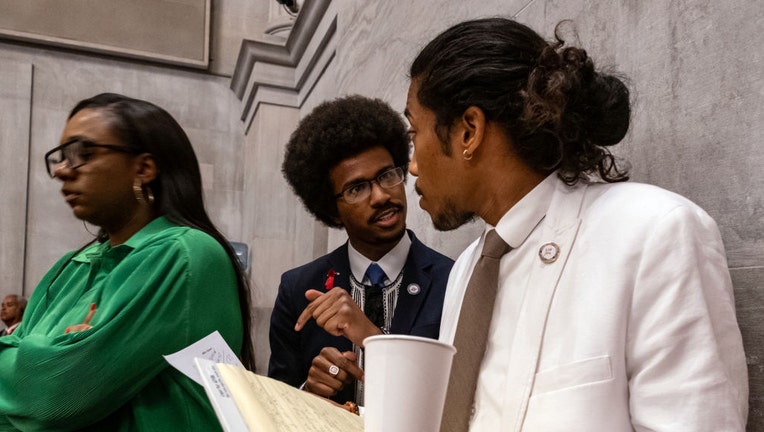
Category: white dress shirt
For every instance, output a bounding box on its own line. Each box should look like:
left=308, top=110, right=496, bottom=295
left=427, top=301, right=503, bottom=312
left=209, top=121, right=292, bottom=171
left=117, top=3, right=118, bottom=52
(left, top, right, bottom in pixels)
left=348, top=231, right=411, bottom=286
left=440, top=173, right=555, bottom=430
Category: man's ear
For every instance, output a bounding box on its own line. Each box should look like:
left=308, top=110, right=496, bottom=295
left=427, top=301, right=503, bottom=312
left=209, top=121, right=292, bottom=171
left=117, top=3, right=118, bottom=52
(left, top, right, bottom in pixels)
left=457, top=106, right=486, bottom=157
left=135, top=153, right=158, bottom=184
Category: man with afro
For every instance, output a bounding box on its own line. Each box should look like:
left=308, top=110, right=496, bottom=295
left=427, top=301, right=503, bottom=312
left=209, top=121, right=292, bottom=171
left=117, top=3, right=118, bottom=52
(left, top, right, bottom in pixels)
left=268, top=95, right=453, bottom=406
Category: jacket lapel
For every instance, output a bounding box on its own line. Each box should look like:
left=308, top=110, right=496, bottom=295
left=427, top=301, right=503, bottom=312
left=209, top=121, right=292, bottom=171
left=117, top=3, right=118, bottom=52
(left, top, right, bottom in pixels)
left=390, top=232, right=432, bottom=334
left=326, top=243, right=352, bottom=294
left=503, top=180, right=588, bottom=431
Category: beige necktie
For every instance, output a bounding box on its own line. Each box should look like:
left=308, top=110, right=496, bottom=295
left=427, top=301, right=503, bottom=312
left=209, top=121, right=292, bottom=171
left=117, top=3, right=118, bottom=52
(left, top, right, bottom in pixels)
left=441, top=229, right=511, bottom=432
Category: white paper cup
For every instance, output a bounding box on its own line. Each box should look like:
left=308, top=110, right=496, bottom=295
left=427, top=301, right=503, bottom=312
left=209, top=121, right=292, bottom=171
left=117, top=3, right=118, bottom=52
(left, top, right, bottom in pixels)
left=363, top=334, right=456, bottom=432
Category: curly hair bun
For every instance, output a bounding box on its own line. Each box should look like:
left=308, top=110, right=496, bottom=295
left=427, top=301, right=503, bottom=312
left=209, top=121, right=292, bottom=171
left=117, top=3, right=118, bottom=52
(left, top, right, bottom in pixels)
left=526, top=45, right=630, bottom=148
left=579, top=73, right=630, bottom=147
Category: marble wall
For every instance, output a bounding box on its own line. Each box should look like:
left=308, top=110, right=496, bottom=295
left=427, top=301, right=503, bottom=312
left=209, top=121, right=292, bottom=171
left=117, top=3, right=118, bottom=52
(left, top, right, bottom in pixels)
left=210, top=0, right=279, bottom=76
left=0, top=60, right=31, bottom=296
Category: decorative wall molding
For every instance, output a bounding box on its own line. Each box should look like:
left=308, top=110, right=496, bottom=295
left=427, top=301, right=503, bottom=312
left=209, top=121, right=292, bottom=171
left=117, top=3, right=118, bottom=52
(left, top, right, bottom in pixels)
left=230, top=0, right=336, bottom=134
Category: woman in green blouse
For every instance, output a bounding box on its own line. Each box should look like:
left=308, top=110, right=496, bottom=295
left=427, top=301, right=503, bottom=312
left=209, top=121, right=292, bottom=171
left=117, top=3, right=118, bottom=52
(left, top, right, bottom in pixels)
left=0, top=93, right=254, bottom=431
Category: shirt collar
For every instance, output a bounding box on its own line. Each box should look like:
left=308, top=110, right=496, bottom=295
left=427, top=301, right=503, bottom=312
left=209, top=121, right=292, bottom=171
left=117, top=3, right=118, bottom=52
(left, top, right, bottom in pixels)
left=489, top=172, right=557, bottom=248
left=348, top=231, right=412, bottom=284
left=72, top=216, right=174, bottom=263
left=122, top=216, right=174, bottom=249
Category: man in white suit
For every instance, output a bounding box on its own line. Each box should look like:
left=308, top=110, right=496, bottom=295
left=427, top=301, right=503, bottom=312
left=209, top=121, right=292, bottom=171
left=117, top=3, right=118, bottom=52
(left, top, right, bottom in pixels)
left=405, top=18, right=748, bottom=431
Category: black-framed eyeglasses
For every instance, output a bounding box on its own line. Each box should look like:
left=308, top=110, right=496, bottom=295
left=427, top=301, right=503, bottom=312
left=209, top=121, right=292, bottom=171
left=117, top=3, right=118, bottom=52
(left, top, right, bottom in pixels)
left=334, top=166, right=406, bottom=204
left=44, top=138, right=139, bottom=178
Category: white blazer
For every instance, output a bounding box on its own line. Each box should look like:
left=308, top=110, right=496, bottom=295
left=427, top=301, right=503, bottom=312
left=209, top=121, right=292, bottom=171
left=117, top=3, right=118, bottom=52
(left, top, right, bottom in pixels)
left=442, top=178, right=748, bottom=431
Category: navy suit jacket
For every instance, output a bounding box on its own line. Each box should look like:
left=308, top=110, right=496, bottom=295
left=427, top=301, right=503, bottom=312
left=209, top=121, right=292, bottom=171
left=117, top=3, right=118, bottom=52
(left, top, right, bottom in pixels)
left=267, top=230, right=453, bottom=403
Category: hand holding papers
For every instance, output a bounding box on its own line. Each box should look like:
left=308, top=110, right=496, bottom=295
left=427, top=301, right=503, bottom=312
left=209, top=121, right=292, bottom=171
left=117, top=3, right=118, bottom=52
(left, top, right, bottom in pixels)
left=168, top=332, right=455, bottom=432
left=166, top=332, right=363, bottom=432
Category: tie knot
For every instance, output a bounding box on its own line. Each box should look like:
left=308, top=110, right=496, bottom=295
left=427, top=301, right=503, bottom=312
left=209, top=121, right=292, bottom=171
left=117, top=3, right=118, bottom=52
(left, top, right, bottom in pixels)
left=482, top=229, right=511, bottom=259
left=365, top=263, right=387, bottom=286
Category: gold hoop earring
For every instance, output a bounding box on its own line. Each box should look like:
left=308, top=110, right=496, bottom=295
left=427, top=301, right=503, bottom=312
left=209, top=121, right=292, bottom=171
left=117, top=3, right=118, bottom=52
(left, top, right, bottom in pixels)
left=133, top=179, right=145, bottom=203
left=462, top=149, right=473, bottom=161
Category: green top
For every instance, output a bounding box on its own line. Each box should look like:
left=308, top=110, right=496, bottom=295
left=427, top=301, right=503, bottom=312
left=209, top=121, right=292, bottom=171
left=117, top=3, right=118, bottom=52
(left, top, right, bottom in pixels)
left=0, top=217, right=243, bottom=431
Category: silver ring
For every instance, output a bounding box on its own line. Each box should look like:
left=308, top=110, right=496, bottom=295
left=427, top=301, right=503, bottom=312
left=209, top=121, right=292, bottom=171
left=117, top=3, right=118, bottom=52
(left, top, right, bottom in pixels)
left=328, top=364, right=340, bottom=376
